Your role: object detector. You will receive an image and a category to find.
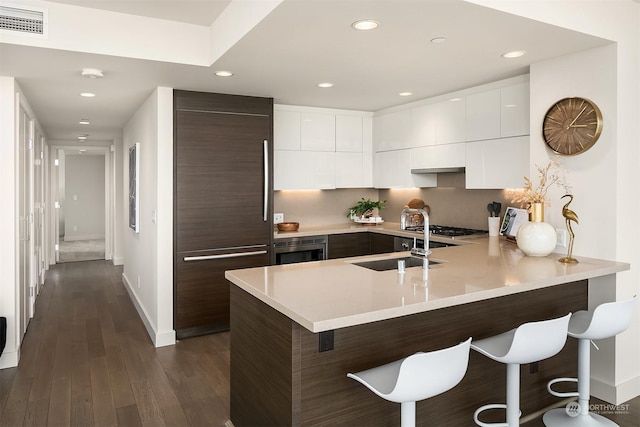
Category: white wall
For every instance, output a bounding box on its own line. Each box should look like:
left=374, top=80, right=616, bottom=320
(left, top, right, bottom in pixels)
left=468, top=0, right=640, bottom=405
left=63, top=154, right=105, bottom=241
left=122, top=87, right=174, bottom=347
left=0, top=77, right=18, bottom=369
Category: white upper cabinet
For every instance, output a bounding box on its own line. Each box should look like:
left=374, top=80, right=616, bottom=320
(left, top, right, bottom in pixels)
left=410, top=103, right=437, bottom=147
left=301, top=112, right=335, bottom=151
left=410, top=143, right=466, bottom=171
left=274, top=109, right=301, bottom=150
left=373, top=150, right=437, bottom=189
left=274, top=150, right=335, bottom=190
left=465, top=89, right=501, bottom=141
left=336, top=114, right=363, bottom=152
left=436, top=98, right=466, bottom=144
left=274, top=105, right=372, bottom=190
left=373, top=110, right=411, bottom=151
left=500, top=82, right=530, bottom=137
left=465, top=136, right=529, bottom=189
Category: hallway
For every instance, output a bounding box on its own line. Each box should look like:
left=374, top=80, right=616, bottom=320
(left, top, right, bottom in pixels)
left=0, top=261, right=231, bottom=426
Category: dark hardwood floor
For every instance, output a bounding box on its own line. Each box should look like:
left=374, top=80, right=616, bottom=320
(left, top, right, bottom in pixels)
left=0, top=260, right=637, bottom=426
left=0, top=260, right=231, bottom=427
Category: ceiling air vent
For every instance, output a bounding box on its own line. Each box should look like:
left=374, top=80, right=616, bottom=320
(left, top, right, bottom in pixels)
left=0, top=4, right=47, bottom=37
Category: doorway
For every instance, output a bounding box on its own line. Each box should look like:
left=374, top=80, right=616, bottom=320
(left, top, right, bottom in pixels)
left=51, top=147, right=112, bottom=263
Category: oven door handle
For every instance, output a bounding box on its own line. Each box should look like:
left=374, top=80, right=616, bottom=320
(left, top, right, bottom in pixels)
left=184, top=250, right=267, bottom=262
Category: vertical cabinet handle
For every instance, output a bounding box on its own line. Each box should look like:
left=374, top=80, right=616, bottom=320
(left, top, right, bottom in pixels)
left=263, top=139, right=269, bottom=222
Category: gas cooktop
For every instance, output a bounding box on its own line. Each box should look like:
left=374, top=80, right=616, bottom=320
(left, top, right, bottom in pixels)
left=404, top=225, right=488, bottom=237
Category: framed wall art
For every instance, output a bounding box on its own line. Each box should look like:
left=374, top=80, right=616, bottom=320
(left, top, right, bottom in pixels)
left=129, top=143, right=140, bottom=233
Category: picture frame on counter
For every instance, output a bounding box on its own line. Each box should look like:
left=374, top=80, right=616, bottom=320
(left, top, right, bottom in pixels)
left=500, top=207, right=528, bottom=237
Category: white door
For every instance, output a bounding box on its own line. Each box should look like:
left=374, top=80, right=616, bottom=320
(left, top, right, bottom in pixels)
left=18, top=105, right=35, bottom=332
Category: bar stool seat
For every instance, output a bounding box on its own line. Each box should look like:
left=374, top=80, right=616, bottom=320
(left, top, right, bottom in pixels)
left=472, top=313, right=572, bottom=427
left=543, top=296, right=637, bottom=427
left=347, top=338, right=472, bottom=427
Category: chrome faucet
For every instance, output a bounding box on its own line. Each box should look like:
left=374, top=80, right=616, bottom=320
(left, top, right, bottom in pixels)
left=400, top=208, right=430, bottom=269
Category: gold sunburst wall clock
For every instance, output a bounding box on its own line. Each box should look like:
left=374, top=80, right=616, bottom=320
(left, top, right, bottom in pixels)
left=542, top=97, right=603, bottom=155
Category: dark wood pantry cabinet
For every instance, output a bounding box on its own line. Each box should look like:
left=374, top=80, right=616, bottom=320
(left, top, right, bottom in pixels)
left=173, top=90, right=274, bottom=339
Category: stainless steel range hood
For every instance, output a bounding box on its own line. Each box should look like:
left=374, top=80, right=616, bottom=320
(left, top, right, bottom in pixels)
left=411, top=167, right=465, bottom=174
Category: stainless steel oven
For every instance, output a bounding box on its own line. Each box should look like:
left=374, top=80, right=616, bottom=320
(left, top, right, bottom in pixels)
left=274, top=235, right=328, bottom=265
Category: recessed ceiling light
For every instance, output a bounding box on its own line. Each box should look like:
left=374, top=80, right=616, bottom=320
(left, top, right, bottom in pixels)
left=79, top=119, right=90, bottom=125
left=77, top=134, right=88, bottom=140
left=449, top=97, right=462, bottom=102
left=430, top=37, right=447, bottom=44
left=79, top=149, right=87, bottom=153
left=351, top=19, right=380, bottom=31
left=399, top=92, right=413, bottom=97
left=214, top=70, right=233, bottom=77
left=501, top=50, right=527, bottom=59
left=80, top=92, right=96, bottom=98
left=318, top=82, right=334, bottom=88
left=81, top=68, right=104, bottom=79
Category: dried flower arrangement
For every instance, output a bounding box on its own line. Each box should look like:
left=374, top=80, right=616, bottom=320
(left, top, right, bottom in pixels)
left=510, top=157, right=571, bottom=208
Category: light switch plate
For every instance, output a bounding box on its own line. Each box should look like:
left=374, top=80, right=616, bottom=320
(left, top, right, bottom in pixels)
left=556, top=229, right=568, bottom=247
left=274, top=213, right=284, bottom=224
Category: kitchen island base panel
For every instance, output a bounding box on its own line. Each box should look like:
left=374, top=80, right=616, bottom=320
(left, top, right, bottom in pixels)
left=230, top=281, right=587, bottom=426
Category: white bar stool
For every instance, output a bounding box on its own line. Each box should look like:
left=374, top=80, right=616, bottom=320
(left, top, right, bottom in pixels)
left=471, top=313, right=572, bottom=427
left=347, top=338, right=472, bottom=427
left=543, top=296, right=637, bottom=427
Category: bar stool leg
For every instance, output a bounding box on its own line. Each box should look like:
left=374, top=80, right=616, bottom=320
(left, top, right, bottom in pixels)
left=506, top=363, right=520, bottom=427
left=400, top=401, right=416, bottom=427
left=577, top=338, right=590, bottom=419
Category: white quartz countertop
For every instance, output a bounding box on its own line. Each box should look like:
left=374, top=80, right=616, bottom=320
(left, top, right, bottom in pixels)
left=226, top=237, right=629, bottom=333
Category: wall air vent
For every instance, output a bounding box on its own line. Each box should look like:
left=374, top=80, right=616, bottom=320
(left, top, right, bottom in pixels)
left=0, top=4, right=48, bottom=37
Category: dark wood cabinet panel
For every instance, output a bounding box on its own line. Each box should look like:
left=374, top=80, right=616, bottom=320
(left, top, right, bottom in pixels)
left=327, top=233, right=370, bottom=259
left=175, top=249, right=270, bottom=338
left=231, top=281, right=586, bottom=426
left=174, top=90, right=274, bottom=338
left=370, top=233, right=395, bottom=254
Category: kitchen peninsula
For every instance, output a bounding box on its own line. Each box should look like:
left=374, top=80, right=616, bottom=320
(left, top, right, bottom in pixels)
left=225, top=232, right=629, bottom=426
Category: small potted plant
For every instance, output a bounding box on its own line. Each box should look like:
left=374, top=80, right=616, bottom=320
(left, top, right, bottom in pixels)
left=347, top=198, right=386, bottom=219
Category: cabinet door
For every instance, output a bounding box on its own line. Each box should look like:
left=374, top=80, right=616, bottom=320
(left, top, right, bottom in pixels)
left=274, top=109, right=301, bottom=150
left=410, top=103, right=437, bottom=147
left=465, top=136, right=529, bottom=189
left=336, top=152, right=364, bottom=188
left=374, top=150, right=437, bottom=188
left=373, top=150, right=412, bottom=188
left=370, top=233, right=395, bottom=255
left=336, top=115, right=363, bottom=152
left=373, top=110, right=411, bottom=151
left=175, top=248, right=270, bottom=338
left=175, top=109, right=272, bottom=252
left=501, top=83, right=530, bottom=137
left=410, top=143, right=466, bottom=171
left=327, top=233, right=370, bottom=259
left=466, top=89, right=500, bottom=141
left=436, top=98, right=466, bottom=144
left=274, top=150, right=335, bottom=190
left=301, top=112, right=335, bottom=151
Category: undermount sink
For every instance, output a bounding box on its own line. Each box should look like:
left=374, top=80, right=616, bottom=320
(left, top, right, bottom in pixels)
left=352, top=257, right=439, bottom=272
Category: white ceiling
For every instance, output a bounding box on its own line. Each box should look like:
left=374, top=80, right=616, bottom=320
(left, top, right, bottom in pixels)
left=0, top=0, right=611, bottom=146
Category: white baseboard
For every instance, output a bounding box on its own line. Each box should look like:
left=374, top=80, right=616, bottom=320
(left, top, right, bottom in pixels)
left=112, top=257, right=124, bottom=266
left=121, top=272, right=175, bottom=348
left=0, top=349, right=19, bottom=369
left=592, top=375, right=640, bottom=405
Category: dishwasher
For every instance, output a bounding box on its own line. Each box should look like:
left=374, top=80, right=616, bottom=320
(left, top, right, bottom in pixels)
left=274, top=235, right=328, bottom=265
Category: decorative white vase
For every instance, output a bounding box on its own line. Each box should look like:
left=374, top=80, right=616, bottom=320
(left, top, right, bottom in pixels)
left=516, top=203, right=557, bottom=257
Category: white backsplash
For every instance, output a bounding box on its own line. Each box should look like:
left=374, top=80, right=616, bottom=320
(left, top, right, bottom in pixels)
left=274, top=174, right=515, bottom=230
